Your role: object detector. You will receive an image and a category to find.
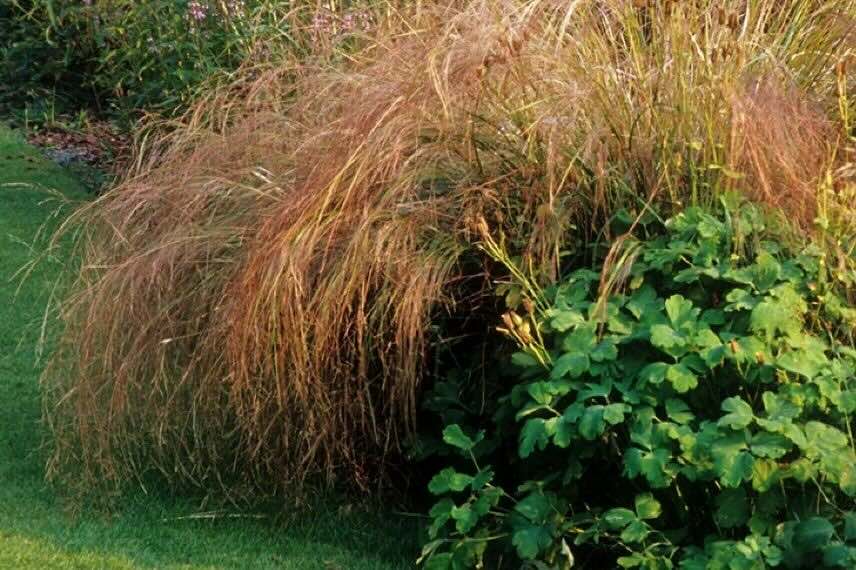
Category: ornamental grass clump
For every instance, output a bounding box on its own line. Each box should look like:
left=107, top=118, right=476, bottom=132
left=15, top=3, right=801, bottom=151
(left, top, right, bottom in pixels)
left=45, top=0, right=855, bottom=501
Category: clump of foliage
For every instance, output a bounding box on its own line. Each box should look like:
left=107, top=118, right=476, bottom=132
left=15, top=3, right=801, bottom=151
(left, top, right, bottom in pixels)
left=421, top=202, right=856, bottom=569
left=44, top=0, right=854, bottom=504
left=0, top=0, right=100, bottom=115
left=1, top=0, right=377, bottom=118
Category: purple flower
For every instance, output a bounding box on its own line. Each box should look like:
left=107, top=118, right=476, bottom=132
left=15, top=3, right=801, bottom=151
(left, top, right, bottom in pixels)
left=187, top=0, right=208, bottom=23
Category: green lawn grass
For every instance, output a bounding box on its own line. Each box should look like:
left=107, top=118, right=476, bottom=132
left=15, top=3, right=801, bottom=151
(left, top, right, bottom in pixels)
left=0, top=125, right=419, bottom=569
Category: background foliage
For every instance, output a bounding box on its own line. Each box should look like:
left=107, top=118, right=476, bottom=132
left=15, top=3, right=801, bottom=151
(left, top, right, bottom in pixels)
left=0, top=0, right=99, bottom=117
left=0, top=0, right=376, bottom=119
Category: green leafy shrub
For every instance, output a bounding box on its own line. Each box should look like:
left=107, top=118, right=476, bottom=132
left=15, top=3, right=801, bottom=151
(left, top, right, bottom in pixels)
left=421, top=202, right=856, bottom=569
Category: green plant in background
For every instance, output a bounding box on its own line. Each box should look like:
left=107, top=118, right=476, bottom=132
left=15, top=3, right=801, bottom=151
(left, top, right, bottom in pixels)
left=0, top=0, right=377, bottom=120
left=0, top=0, right=100, bottom=117
left=80, top=0, right=290, bottom=115
left=421, top=200, right=856, bottom=569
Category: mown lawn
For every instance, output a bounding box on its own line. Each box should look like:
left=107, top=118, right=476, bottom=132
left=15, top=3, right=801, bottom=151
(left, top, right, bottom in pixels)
left=0, top=125, right=418, bottom=569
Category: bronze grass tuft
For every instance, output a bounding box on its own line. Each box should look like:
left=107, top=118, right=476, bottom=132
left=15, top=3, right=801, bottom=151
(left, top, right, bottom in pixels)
left=44, top=0, right=855, bottom=500
left=730, top=78, right=838, bottom=228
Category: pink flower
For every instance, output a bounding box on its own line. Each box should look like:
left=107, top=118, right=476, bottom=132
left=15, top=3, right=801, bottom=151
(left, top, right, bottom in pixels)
left=187, top=0, right=208, bottom=22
